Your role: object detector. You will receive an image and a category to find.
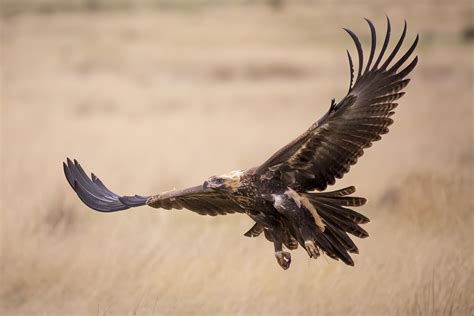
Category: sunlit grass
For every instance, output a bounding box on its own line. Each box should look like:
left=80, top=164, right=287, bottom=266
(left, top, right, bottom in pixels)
left=1, top=2, right=473, bottom=315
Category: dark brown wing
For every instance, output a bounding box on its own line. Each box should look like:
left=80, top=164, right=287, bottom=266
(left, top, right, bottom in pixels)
left=255, top=18, right=418, bottom=191
left=64, top=158, right=244, bottom=215
left=146, top=185, right=245, bottom=216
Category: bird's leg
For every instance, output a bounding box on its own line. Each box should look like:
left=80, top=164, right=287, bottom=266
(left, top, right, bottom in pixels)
left=304, top=240, right=320, bottom=259
left=274, top=190, right=320, bottom=259
left=270, top=229, right=291, bottom=270
left=280, top=196, right=320, bottom=258
left=263, top=223, right=291, bottom=270
left=287, top=211, right=320, bottom=259
left=282, top=227, right=298, bottom=250
left=300, top=223, right=320, bottom=259
left=248, top=214, right=292, bottom=270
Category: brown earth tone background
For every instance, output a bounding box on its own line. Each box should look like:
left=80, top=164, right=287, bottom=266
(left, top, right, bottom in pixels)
left=1, top=1, right=473, bottom=315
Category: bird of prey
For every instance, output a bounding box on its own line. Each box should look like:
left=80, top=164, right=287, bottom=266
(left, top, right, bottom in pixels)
left=64, top=18, right=418, bottom=270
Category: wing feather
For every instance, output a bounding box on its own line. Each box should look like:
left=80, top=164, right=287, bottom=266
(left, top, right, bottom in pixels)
left=255, top=18, right=418, bottom=191
left=64, top=158, right=147, bottom=212
left=363, top=18, right=377, bottom=75
left=64, top=158, right=244, bottom=215
left=343, top=28, right=363, bottom=81
left=373, top=16, right=391, bottom=69
left=146, top=185, right=244, bottom=216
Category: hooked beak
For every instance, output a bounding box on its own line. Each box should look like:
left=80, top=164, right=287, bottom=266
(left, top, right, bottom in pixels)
left=203, top=178, right=222, bottom=191
left=202, top=180, right=216, bottom=191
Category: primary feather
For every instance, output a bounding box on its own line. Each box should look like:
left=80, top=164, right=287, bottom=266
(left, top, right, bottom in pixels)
left=256, top=17, right=418, bottom=193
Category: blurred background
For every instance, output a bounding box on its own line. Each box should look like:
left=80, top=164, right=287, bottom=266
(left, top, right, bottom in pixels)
left=1, top=0, right=473, bottom=315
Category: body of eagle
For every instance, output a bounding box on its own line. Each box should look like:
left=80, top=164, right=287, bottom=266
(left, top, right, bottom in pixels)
left=64, top=17, right=418, bottom=270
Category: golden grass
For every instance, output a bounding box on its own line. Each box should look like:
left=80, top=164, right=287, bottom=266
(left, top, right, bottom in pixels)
left=1, top=2, right=473, bottom=315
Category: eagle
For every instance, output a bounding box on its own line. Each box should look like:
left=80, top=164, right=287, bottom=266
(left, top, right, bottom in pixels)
left=64, top=18, right=418, bottom=270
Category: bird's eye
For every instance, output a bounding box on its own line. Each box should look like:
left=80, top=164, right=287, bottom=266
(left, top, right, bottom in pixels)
left=215, top=178, right=224, bottom=184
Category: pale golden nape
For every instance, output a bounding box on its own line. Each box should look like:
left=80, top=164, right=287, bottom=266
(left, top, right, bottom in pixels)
left=216, top=170, right=244, bottom=191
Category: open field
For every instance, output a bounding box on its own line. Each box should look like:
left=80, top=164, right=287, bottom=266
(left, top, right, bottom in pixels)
left=1, top=1, right=473, bottom=315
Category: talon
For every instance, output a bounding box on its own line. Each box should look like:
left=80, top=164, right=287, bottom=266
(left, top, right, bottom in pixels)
left=304, top=240, right=320, bottom=258
left=275, top=251, right=291, bottom=270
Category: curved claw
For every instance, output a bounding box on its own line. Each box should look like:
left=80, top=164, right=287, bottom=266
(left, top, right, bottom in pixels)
left=275, top=251, right=291, bottom=270
left=304, top=240, right=320, bottom=259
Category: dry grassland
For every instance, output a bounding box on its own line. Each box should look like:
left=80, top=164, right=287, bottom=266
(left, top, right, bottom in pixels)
left=1, top=1, right=473, bottom=315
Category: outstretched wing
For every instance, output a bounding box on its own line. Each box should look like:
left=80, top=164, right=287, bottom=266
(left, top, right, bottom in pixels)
left=63, top=158, right=244, bottom=215
left=146, top=185, right=244, bottom=216
left=255, top=18, right=418, bottom=191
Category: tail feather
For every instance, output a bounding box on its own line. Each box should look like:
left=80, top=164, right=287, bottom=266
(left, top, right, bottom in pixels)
left=305, top=187, right=369, bottom=224
left=318, top=207, right=369, bottom=238
left=316, top=195, right=367, bottom=207
left=322, top=229, right=355, bottom=265
left=324, top=221, right=359, bottom=254
left=311, top=199, right=370, bottom=224
left=313, top=186, right=356, bottom=197
left=308, top=186, right=369, bottom=265
left=312, top=186, right=369, bottom=239
left=313, top=234, right=339, bottom=260
left=314, top=233, right=354, bottom=266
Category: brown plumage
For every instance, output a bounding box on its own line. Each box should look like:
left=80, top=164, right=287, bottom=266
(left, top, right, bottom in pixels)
left=64, top=17, right=418, bottom=270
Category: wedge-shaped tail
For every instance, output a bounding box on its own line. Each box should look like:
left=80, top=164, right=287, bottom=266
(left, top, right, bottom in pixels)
left=304, top=186, right=369, bottom=262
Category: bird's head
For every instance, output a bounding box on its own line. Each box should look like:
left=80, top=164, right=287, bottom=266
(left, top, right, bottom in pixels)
left=203, top=170, right=243, bottom=192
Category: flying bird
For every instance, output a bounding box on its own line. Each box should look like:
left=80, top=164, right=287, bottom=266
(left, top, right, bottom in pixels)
left=64, top=17, right=418, bottom=270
